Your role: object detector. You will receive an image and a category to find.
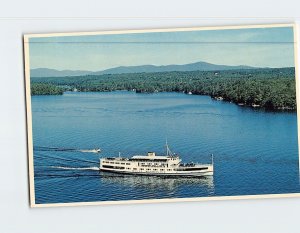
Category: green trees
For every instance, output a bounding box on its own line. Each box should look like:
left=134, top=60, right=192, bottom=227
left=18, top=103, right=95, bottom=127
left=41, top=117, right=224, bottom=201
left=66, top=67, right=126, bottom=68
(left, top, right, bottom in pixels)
left=31, top=83, right=64, bottom=95
left=31, top=67, right=296, bottom=110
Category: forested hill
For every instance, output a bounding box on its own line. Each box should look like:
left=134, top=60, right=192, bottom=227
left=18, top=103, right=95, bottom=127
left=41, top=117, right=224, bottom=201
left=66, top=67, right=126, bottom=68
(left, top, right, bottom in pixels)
left=31, top=67, right=296, bottom=111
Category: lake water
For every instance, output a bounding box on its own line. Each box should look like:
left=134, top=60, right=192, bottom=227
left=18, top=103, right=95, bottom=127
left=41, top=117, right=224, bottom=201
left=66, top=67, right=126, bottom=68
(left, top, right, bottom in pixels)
left=31, top=91, right=300, bottom=204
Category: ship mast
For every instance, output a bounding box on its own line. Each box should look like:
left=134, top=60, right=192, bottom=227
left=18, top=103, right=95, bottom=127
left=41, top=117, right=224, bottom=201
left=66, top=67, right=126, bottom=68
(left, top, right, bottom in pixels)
left=165, top=139, right=173, bottom=156
left=165, top=138, right=168, bottom=156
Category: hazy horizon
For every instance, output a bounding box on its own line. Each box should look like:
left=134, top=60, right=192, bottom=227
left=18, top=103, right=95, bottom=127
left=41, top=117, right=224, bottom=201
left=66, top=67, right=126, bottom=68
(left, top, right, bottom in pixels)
left=28, top=26, right=295, bottom=71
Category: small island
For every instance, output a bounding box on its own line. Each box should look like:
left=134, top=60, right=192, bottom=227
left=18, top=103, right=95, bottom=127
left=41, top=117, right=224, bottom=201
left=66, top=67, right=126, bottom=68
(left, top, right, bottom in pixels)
left=31, top=67, right=296, bottom=111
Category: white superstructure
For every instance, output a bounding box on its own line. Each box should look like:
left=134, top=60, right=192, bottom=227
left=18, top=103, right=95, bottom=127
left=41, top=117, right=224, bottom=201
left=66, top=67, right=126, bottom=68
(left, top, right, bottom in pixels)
left=100, top=143, right=213, bottom=177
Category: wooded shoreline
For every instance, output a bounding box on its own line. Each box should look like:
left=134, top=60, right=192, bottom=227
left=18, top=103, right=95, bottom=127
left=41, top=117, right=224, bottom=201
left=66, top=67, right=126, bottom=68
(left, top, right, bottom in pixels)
left=30, top=67, right=297, bottom=111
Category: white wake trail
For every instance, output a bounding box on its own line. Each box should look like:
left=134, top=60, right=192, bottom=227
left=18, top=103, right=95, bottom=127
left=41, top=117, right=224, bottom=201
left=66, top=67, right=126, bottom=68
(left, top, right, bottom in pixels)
left=50, top=166, right=100, bottom=171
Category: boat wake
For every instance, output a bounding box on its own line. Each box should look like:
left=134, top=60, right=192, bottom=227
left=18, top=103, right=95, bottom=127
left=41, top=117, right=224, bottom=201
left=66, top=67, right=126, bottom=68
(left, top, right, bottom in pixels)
left=50, top=166, right=100, bottom=171
left=34, top=146, right=101, bottom=153
left=34, top=152, right=99, bottom=166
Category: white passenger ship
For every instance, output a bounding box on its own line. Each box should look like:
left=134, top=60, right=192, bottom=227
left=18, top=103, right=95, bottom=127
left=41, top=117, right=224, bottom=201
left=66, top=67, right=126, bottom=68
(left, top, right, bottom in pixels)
left=100, top=143, right=214, bottom=177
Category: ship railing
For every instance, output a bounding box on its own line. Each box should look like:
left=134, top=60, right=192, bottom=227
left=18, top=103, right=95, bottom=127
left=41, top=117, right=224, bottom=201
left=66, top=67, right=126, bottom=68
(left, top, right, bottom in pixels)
left=179, top=163, right=212, bottom=167
left=139, top=164, right=167, bottom=167
left=179, top=163, right=196, bottom=167
left=104, top=157, right=129, bottom=161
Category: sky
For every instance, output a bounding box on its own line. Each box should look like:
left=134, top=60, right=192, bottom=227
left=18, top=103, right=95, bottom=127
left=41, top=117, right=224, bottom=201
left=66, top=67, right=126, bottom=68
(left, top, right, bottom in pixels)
left=28, top=26, right=295, bottom=71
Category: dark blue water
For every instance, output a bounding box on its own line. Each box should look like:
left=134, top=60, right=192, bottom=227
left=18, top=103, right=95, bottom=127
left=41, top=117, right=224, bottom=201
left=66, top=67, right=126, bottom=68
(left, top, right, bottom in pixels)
left=31, top=91, right=300, bottom=204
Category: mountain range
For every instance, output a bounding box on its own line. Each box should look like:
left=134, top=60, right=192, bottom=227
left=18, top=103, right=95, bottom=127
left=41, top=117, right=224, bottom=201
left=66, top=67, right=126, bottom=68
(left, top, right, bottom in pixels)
left=30, top=61, right=256, bottom=77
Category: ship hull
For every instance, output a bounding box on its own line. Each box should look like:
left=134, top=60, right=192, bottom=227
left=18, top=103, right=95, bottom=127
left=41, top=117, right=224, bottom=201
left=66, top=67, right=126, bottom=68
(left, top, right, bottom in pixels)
left=100, top=168, right=213, bottom=177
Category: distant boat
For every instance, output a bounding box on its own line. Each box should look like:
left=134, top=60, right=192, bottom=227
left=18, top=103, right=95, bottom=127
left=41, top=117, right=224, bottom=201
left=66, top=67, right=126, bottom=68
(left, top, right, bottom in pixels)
left=188, top=91, right=192, bottom=95
left=252, top=104, right=260, bottom=108
left=214, top=96, right=224, bottom=101
left=100, top=142, right=213, bottom=177
left=80, top=148, right=101, bottom=153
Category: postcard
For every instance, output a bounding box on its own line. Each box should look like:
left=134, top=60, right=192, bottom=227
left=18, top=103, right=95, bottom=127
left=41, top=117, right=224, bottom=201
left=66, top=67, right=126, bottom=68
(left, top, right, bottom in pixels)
left=24, top=24, right=300, bottom=207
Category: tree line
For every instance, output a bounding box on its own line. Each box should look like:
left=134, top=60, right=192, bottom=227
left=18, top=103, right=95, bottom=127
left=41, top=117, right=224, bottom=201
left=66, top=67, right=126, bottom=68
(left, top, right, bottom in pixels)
left=31, top=67, right=296, bottom=111
left=31, top=83, right=64, bottom=95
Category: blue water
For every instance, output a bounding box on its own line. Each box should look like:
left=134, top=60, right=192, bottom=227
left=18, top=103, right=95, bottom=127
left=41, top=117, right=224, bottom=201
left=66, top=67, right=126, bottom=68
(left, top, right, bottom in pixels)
left=31, top=91, right=300, bottom=204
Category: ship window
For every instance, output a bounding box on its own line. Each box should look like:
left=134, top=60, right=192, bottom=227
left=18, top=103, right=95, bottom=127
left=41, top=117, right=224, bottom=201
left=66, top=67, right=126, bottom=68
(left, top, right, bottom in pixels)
left=126, top=163, right=130, bottom=165
left=102, top=165, right=125, bottom=170
left=110, top=162, right=114, bottom=164
left=141, top=168, right=144, bottom=170
left=121, top=163, right=125, bottom=165
left=160, top=169, right=164, bottom=171
left=115, top=162, right=120, bottom=164
left=133, top=168, right=137, bottom=170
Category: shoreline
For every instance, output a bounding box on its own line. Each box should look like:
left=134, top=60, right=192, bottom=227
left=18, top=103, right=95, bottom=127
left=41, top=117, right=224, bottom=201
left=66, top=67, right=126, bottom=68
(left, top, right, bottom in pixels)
left=31, top=89, right=297, bottom=112
left=30, top=67, right=297, bottom=112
